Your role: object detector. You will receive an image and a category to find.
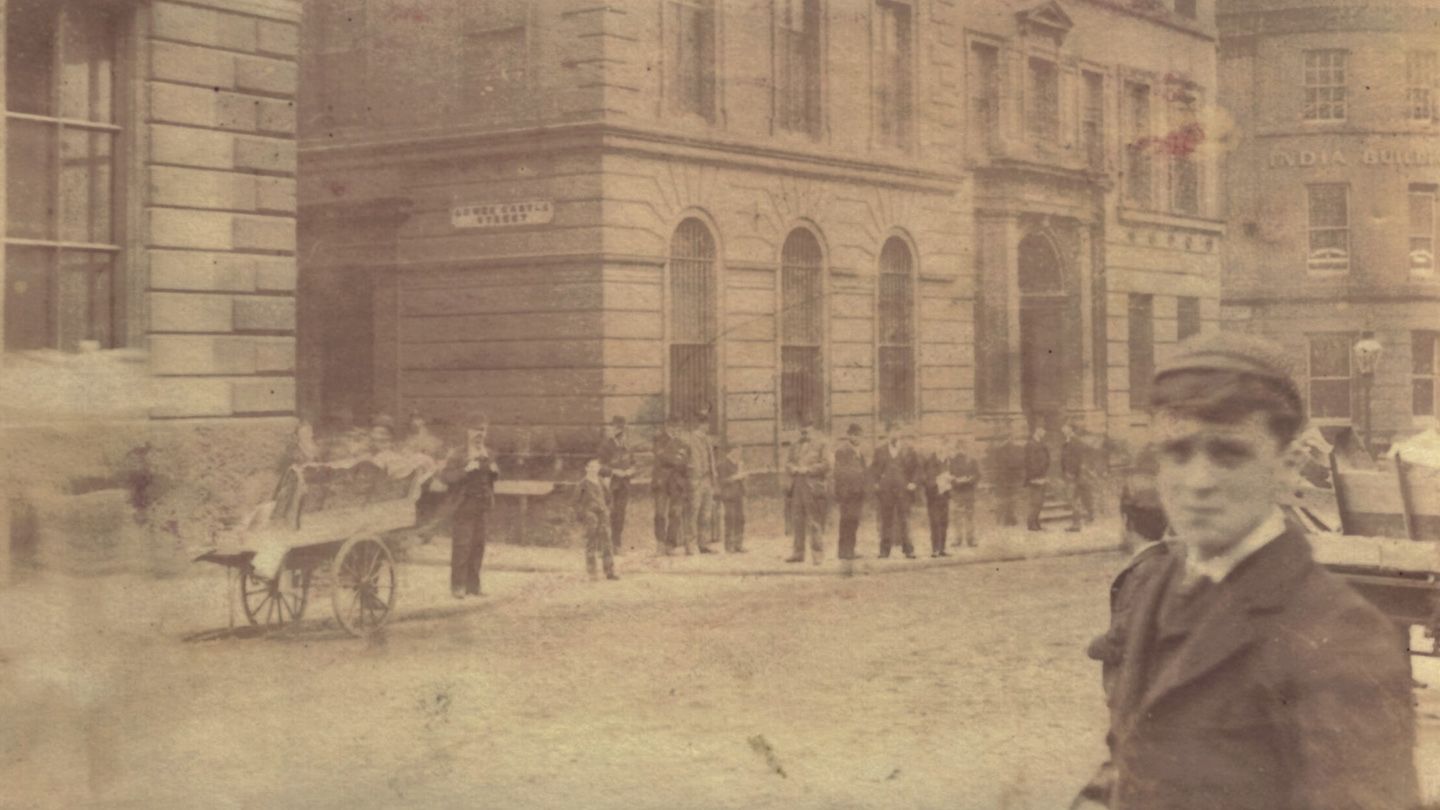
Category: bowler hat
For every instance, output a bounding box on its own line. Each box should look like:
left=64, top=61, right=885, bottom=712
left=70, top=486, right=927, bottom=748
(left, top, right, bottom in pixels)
left=847, top=423, right=863, bottom=437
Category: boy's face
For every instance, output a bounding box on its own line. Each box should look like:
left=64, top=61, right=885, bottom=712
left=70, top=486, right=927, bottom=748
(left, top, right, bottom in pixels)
left=1153, top=410, right=1291, bottom=560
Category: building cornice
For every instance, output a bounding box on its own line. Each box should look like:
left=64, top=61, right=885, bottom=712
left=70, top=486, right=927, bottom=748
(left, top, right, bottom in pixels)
left=1218, top=5, right=1440, bottom=37
left=300, top=122, right=966, bottom=195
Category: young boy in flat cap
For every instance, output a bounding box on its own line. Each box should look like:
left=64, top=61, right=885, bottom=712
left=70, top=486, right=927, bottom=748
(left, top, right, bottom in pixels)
left=575, top=458, right=619, bottom=581
left=1076, top=332, right=1418, bottom=810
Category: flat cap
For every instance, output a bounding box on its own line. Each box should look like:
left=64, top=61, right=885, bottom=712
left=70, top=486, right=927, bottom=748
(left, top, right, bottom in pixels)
left=1155, top=331, right=1303, bottom=409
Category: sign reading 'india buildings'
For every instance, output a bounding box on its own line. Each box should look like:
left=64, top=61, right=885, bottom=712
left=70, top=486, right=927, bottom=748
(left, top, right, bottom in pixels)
left=1268, top=148, right=1440, bottom=169
left=451, top=200, right=555, bottom=229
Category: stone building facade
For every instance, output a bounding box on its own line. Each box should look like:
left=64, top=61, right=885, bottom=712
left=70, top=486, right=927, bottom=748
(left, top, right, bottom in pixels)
left=1219, top=0, right=1440, bottom=447
left=299, top=0, right=1223, bottom=474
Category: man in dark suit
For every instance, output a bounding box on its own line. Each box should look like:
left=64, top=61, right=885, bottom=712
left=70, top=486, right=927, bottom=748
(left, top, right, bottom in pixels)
left=651, top=415, right=691, bottom=556
left=1061, top=421, right=1095, bottom=532
left=833, top=423, right=868, bottom=560
left=438, top=414, right=500, bottom=599
left=598, top=415, right=636, bottom=554
left=920, top=438, right=951, bottom=557
left=1024, top=425, right=1051, bottom=531
left=785, top=418, right=829, bottom=564
left=871, top=425, right=920, bottom=559
left=1075, top=332, right=1418, bottom=810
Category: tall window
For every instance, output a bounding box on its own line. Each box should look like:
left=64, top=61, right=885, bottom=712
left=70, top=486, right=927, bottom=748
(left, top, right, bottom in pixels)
left=669, top=219, right=718, bottom=423
left=666, top=0, right=717, bottom=120
left=969, top=42, right=1001, bottom=157
left=1308, top=333, right=1355, bottom=420
left=1413, top=331, right=1438, bottom=417
left=878, top=238, right=915, bottom=423
left=1168, top=88, right=1202, bottom=215
left=5, top=1, right=121, bottom=352
left=1406, top=50, right=1436, bottom=122
left=1027, top=57, right=1060, bottom=143
left=1307, top=184, right=1350, bottom=274
left=873, top=1, right=913, bottom=150
left=1177, top=296, right=1201, bottom=341
left=307, top=0, right=366, bottom=130
left=1128, top=294, right=1154, bottom=411
left=1082, top=70, right=1105, bottom=170
left=1125, top=81, right=1153, bottom=208
left=1303, top=50, right=1347, bottom=122
left=460, top=1, right=527, bottom=113
left=776, top=0, right=821, bottom=136
left=780, top=229, right=824, bottom=428
left=1411, top=184, right=1437, bottom=276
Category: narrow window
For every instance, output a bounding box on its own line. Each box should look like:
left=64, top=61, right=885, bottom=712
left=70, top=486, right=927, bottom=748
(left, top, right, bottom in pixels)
left=1303, top=50, right=1347, bottom=122
left=1082, top=70, right=1105, bottom=170
left=1410, top=184, right=1437, bottom=276
left=5, top=1, right=121, bottom=352
left=1308, top=333, right=1355, bottom=420
left=1406, top=50, right=1436, bottom=122
left=306, top=0, right=366, bottom=130
left=1027, top=57, right=1060, bottom=143
left=460, top=1, right=527, bottom=113
left=666, top=0, right=717, bottom=120
left=1413, top=331, right=1438, bottom=417
left=1307, top=184, right=1350, bottom=274
left=1168, top=86, right=1202, bottom=215
left=874, top=1, right=913, bottom=149
left=780, top=229, right=824, bottom=428
left=669, top=219, right=718, bottom=423
left=776, top=0, right=821, bottom=136
left=1128, top=294, right=1154, bottom=411
left=969, top=42, right=1001, bottom=157
left=878, top=238, right=915, bottom=423
left=1177, top=296, right=1201, bottom=341
left=1124, top=81, right=1153, bottom=209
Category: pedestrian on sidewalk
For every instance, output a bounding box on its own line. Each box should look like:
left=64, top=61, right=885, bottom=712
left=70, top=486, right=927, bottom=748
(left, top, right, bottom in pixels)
left=1024, top=425, right=1051, bottom=532
left=598, top=415, right=636, bottom=554
left=685, top=410, right=719, bottom=555
left=651, top=415, right=691, bottom=556
left=439, top=413, right=500, bottom=598
left=991, top=427, right=1023, bottom=527
left=833, top=423, right=868, bottom=560
left=1061, top=422, right=1095, bottom=533
left=948, top=434, right=980, bottom=548
left=785, top=418, right=829, bottom=564
left=575, top=459, right=619, bottom=581
left=717, top=444, right=747, bottom=553
left=872, top=424, right=920, bottom=559
left=921, top=437, right=952, bottom=557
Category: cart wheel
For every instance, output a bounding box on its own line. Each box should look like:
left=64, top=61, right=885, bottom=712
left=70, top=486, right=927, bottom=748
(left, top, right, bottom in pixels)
left=332, top=537, right=397, bottom=637
left=239, top=567, right=310, bottom=626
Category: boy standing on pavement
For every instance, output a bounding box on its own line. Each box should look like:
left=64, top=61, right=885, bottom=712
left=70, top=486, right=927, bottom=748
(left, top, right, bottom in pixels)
left=717, top=445, right=747, bottom=553
left=1074, top=332, right=1419, bottom=810
left=651, top=415, right=690, bottom=556
left=575, top=459, right=619, bottom=581
left=872, top=425, right=920, bottom=559
left=921, top=438, right=952, bottom=557
left=948, top=435, right=980, bottom=549
left=439, top=414, right=500, bottom=599
left=598, top=416, right=636, bottom=554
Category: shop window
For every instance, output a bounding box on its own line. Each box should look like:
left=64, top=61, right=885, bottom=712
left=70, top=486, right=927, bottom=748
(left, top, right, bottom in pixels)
left=1177, top=296, right=1201, bottom=341
left=1413, top=331, right=1438, bottom=417
left=460, top=1, right=527, bottom=114
left=776, top=0, right=821, bottom=136
left=1124, top=81, right=1153, bottom=209
left=873, top=0, right=913, bottom=150
left=877, top=238, right=915, bottom=423
left=1081, top=70, right=1105, bottom=170
left=968, top=41, right=1001, bottom=157
left=1303, top=50, right=1347, bottom=122
left=305, top=0, right=367, bottom=130
left=669, top=219, right=718, bottom=424
left=665, top=0, right=717, bottom=121
left=1309, top=333, right=1355, bottom=420
left=1307, top=184, right=1350, bottom=274
left=1168, top=88, right=1202, bottom=216
left=1410, top=185, right=1436, bottom=276
left=1406, top=50, right=1436, bottom=122
left=1128, top=294, right=1154, bottom=411
left=780, top=229, right=824, bottom=428
left=5, top=1, right=121, bottom=352
left=1027, top=57, right=1060, bottom=144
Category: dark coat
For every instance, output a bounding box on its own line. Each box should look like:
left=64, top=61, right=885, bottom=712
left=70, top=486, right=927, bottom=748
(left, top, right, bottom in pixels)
left=1106, top=526, right=1418, bottom=810
left=574, top=477, right=611, bottom=522
left=716, top=457, right=745, bottom=502
left=833, top=443, right=868, bottom=500
left=598, top=433, right=635, bottom=479
left=1061, top=438, right=1086, bottom=479
left=1023, top=439, right=1050, bottom=484
left=651, top=432, right=691, bottom=496
left=1086, top=540, right=1177, bottom=701
left=438, top=452, right=500, bottom=515
left=947, top=452, right=980, bottom=499
left=871, top=442, right=921, bottom=498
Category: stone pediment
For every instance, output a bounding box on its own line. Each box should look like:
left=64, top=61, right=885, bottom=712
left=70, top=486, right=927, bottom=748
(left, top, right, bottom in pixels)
left=1017, top=1, right=1074, bottom=44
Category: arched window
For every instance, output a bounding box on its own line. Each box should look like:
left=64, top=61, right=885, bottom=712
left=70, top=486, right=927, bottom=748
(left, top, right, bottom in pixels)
left=877, top=237, right=915, bottom=423
left=781, top=228, right=824, bottom=428
left=669, top=218, right=718, bottom=423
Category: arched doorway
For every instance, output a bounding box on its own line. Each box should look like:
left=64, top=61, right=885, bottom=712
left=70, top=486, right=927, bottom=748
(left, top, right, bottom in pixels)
left=1018, top=233, right=1067, bottom=418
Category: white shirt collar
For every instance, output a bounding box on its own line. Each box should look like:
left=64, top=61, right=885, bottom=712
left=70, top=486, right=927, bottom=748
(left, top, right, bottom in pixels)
left=1187, top=508, right=1286, bottom=584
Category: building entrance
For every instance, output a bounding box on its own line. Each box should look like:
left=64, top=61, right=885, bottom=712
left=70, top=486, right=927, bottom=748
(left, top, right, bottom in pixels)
left=1018, top=233, right=1068, bottom=419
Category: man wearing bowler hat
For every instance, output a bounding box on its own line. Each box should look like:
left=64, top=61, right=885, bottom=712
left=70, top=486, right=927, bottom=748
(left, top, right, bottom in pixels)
left=1074, top=332, right=1418, bottom=809
left=598, top=415, right=636, bottom=554
left=438, top=412, right=500, bottom=598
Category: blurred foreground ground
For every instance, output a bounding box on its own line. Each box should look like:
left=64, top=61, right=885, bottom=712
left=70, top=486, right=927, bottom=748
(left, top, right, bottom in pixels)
left=2, top=524, right=1438, bottom=810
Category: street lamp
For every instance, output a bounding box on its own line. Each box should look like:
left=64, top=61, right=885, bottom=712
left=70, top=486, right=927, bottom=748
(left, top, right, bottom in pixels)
left=1353, top=334, right=1383, bottom=456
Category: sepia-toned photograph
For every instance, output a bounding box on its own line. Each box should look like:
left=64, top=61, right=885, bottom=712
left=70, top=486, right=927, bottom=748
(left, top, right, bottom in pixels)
left=2, top=0, right=1438, bottom=807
